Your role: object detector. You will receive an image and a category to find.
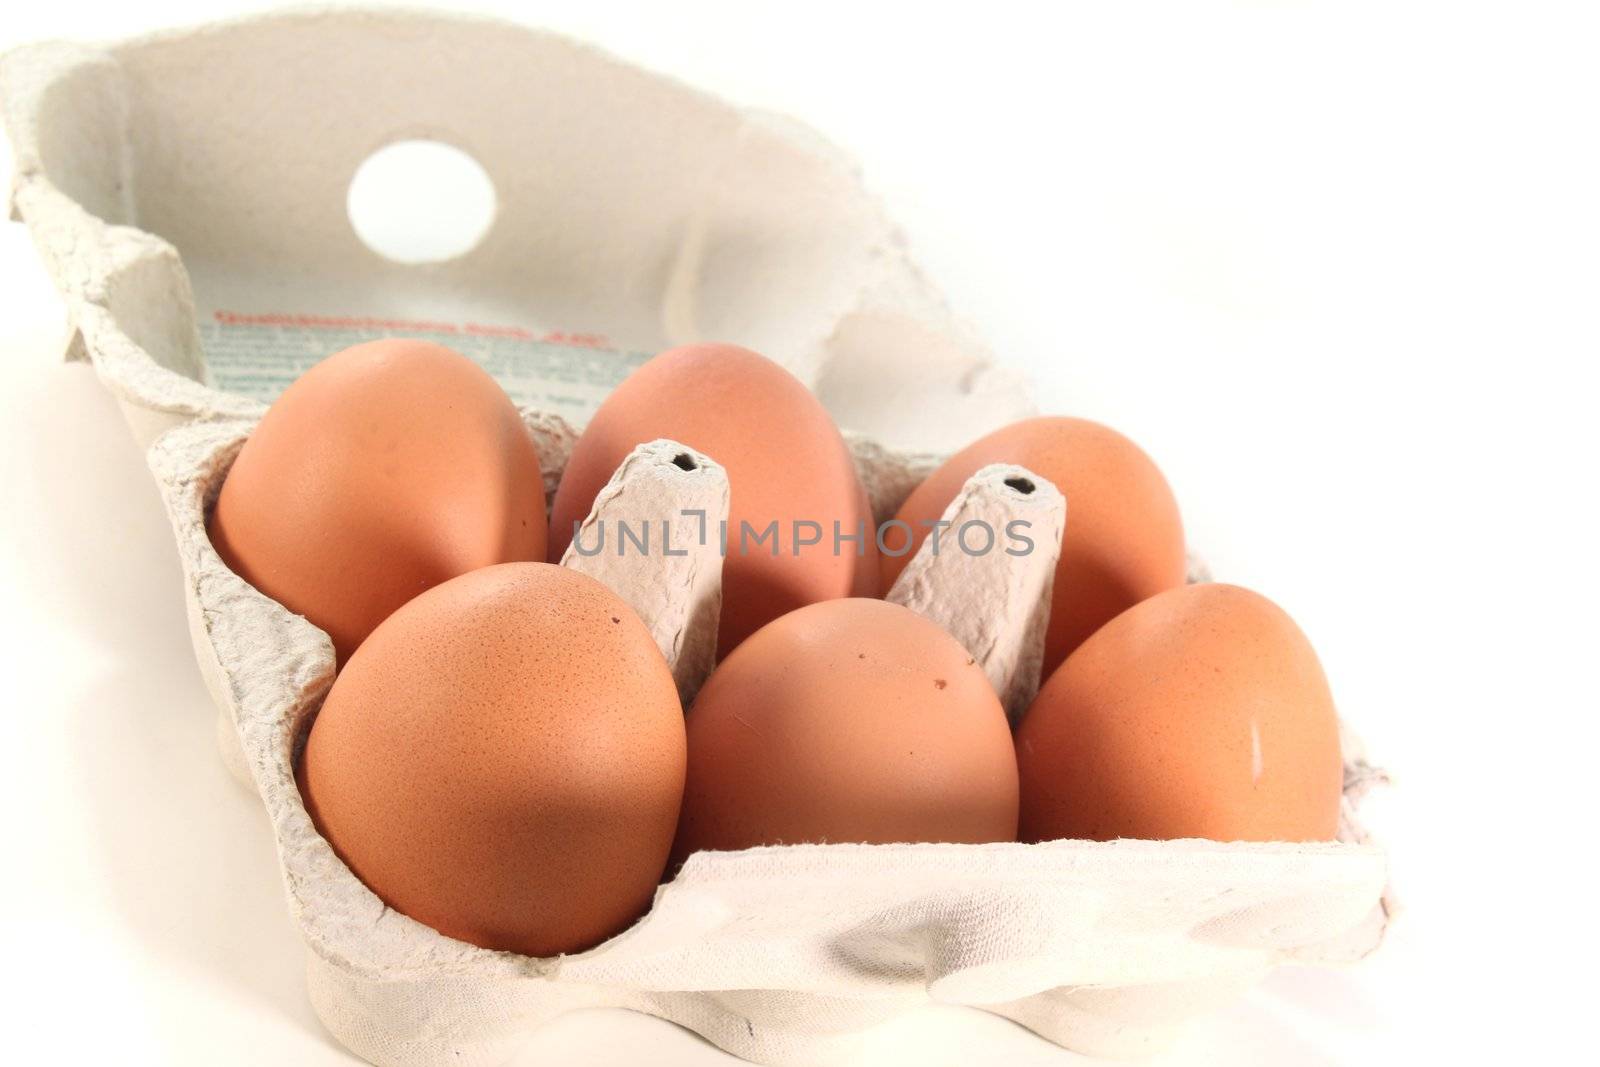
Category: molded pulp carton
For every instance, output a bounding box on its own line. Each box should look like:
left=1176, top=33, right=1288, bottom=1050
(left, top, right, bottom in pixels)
left=0, top=9, right=1392, bottom=1064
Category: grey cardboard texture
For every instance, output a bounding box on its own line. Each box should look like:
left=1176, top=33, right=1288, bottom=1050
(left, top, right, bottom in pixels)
left=1, top=8, right=1392, bottom=1065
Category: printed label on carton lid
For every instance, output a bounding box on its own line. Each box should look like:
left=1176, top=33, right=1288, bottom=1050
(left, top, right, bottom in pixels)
left=201, top=310, right=652, bottom=421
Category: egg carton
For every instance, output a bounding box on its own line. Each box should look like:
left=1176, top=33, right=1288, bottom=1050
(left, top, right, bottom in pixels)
left=0, top=8, right=1393, bottom=1065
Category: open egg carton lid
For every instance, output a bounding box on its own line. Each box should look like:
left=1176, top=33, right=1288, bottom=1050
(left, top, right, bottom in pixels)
left=0, top=5, right=1033, bottom=456
left=1, top=8, right=1393, bottom=1066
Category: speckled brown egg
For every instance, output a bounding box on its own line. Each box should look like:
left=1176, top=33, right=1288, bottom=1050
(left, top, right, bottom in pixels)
left=209, top=339, right=546, bottom=664
left=299, top=563, right=685, bottom=958
left=881, top=416, right=1185, bottom=675
left=1016, top=583, right=1344, bottom=843
left=671, top=598, right=1017, bottom=865
left=549, top=343, right=878, bottom=658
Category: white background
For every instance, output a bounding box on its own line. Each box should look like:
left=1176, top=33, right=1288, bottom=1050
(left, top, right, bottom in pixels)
left=2, top=2, right=1595, bottom=1063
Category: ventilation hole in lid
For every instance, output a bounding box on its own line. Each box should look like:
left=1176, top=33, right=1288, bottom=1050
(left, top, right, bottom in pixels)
left=672, top=453, right=698, bottom=471
left=347, top=139, right=496, bottom=264
left=1004, top=476, right=1036, bottom=494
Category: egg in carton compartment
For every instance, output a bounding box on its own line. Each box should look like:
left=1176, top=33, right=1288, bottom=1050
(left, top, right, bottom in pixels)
left=0, top=7, right=1393, bottom=1065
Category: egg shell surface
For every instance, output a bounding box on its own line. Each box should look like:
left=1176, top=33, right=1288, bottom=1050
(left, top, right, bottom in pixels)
left=549, top=344, right=878, bottom=658
left=882, top=416, right=1185, bottom=674
left=209, top=339, right=547, bottom=663
left=1016, top=583, right=1344, bottom=844
left=300, top=562, right=686, bottom=958
left=672, top=598, right=1018, bottom=865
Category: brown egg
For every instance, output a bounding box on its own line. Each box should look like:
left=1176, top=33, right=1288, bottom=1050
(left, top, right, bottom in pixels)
left=671, top=598, right=1017, bottom=865
left=209, top=339, right=546, bottom=663
left=549, top=343, right=878, bottom=657
left=299, top=563, right=685, bottom=958
left=1016, top=583, right=1344, bottom=843
left=881, top=416, right=1185, bottom=675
